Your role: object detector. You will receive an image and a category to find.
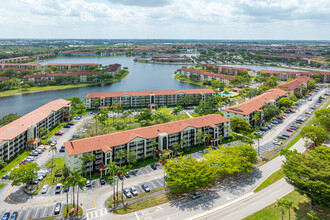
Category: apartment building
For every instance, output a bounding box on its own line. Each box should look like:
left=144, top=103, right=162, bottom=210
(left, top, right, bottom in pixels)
left=0, top=77, right=10, bottom=82
left=0, top=99, right=71, bottom=162
left=0, top=63, right=41, bottom=70
left=151, top=54, right=191, bottom=63
left=64, top=114, right=230, bottom=172
left=0, top=56, right=30, bottom=63
left=223, top=89, right=287, bottom=126
left=276, top=76, right=313, bottom=95
left=31, top=53, right=55, bottom=60
left=202, top=64, right=253, bottom=76
left=178, top=68, right=235, bottom=85
left=260, top=70, right=330, bottom=83
left=23, top=72, right=103, bottom=84
left=45, top=63, right=100, bottom=71
left=104, top=63, right=121, bottom=74
left=85, top=89, right=215, bottom=109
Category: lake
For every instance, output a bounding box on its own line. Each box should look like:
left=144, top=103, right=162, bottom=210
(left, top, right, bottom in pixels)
left=0, top=56, right=299, bottom=118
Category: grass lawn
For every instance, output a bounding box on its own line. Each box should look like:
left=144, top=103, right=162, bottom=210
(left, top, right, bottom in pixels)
left=0, top=183, right=7, bottom=188
left=111, top=193, right=171, bottom=214
left=34, top=157, right=65, bottom=194
left=0, top=151, right=31, bottom=177
left=243, top=191, right=330, bottom=220
left=62, top=205, right=84, bottom=218
left=254, top=169, right=285, bottom=193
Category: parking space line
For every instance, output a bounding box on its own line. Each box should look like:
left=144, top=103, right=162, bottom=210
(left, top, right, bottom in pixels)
left=24, top=209, right=32, bottom=220
left=149, top=181, right=157, bottom=189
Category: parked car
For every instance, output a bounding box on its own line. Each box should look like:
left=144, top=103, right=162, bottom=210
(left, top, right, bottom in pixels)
left=260, top=127, right=268, bottom=132
left=150, top=164, right=157, bottom=170
left=191, top=192, right=202, bottom=200
left=130, top=187, right=138, bottom=196
left=123, top=188, right=132, bottom=198
left=286, top=129, right=293, bottom=132
left=278, top=135, right=287, bottom=140
left=37, top=175, right=44, bottom=181
left=142, top=184, right=151, bottom=192
left=59, top=146, right=66, bottom=152
left=1, top=212, right=10, bottom=220
left=64, top=186, right=69, bottom=193
left=282, top=134, right=290, bottom=138
left=63, top=124, right=70, bottom=128
left=284, top=110, right=291, bottom=114
left=86, top=180, right=91, bottom=187
left=67, top=123, right=75, bottom=126
left=2, top=174, right=9, bottom=179
left=100, top=177, right=106, bottom=185
left=41, top=185, right=49, bottom=194
left=54, top=202, right=61, bottom=215
left=55, top=183, right=62, bottom=194
left=55, top=132, right=63, bottom=136
left=27, top=156, right=34, bottom=161
left=273, top=140, right=282, bottom=145
left=36, top=149, right=43, bottom=154
left=271, top=120, right=279, bottom=124
left=29, top=152, right=38, bottom=156
left=50, top=141, right=57, bottom=146
left=9, top=212, right=18, bottom=220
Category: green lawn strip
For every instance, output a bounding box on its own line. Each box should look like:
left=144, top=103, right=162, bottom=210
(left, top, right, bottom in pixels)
left=174, top=74, right=207, bottom=87
left=111, top=193, right=171, bottom=214
left=243, top=190, right=330, bottom=220
left=33, top=158, right=65, bottom=194
left=254, top=169, right=285, bottom=193
left=107, top=187, right=165, bottom=208
left=62, top=205, right=84, bottom=218
left=0, top=183, right=7, bottom=188
left=0, top=151, right=31, bottom=177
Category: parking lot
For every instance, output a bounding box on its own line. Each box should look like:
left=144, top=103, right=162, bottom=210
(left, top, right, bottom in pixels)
left=0, top=202, right=63, bottom=220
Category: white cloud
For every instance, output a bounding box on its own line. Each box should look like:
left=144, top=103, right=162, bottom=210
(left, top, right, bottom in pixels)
left=0, top=0, right=328, bottom=39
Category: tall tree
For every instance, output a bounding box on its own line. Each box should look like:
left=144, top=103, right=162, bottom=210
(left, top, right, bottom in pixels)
left=300, top=125, right=329, bottom=147
left=8, top=163, right=40, bottom=190
left=115, top=150, right=126, bottom=167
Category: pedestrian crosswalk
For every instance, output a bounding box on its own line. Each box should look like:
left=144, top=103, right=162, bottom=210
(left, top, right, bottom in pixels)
left=86, top=208, right=107, bottom=219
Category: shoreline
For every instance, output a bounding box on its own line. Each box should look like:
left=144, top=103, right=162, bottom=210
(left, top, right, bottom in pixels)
left=0, top=71, right=130, bottom=98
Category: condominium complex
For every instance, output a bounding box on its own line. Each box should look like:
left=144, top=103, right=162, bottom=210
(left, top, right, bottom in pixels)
left=178, top=68, right=235, bottom=84
left=201, top=64, right=253, bottom=76
left=0, top=63, right=41, bottom=70
left=259, top=70, right=330, bottom=83
left=23, top=72, right=102, bottom=84
left=45, top=63, right=100, bottom=71
left=276, top=76, right=313, bottom=95
left=224, top=89, right=288, bottom=126
left=85, top=89, right=215, bottom=109
left=64, top=114, right=230, bottom=172
left=0, top=99, right=71, bottom=162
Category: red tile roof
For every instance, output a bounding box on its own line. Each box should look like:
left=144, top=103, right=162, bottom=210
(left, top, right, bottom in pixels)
left=64, top=114, right=229, bottom=156
left=86, top=88, right=215, bottom=99
left=0, top=99, right=71, bottom=143
left=105, top=63, right=121, bottom=72
left=45, top=63, right=98, bottom=66
left=180, top=68, right=236, bottom=80
left=1, top=63, right=40, bottom=66
left=276, top=76, right=313, bottom=91
left=202, top=64, right=252, bottom=72
left=260, top=70, right=330, bottom=76
left=224, top=89, right=288, bottom=115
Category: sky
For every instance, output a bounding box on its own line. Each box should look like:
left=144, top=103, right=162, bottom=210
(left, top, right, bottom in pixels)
left=0, top=0, right=329, bottom=40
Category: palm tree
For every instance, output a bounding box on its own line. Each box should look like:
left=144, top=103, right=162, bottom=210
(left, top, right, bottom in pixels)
left=66, top=169, right=78, bottom=209
left=252, top=112, right=261, bottom=127
left=172, top=142, right=180, bottom=157
left=119, top=165, right=130, bottom=203
left=75, top=174, right=87, bottom=212
left=105, top=162, right=117, bottom=206
left=48, top=145, right=57, bottom=175
left=151, top=140, right=159, bottom=161
left=255, top=133, right=263, bottom=156
left=203, top=133, right=212, bottom=147
left=63, top=179, right=71, bottom=215
left=81, top=154, right=96, bottom=179
left=115, top=150, right=126, bottom=167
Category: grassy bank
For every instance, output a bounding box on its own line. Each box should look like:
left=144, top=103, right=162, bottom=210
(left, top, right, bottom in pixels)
left=244, top=191, right=330, bottom=220
left=112, top=193, right=171, bottom=214
left=174, top=74, right=205, bottom=87
left=0, top=71, right=130, bottom=97
left=254, top=169, right=285, bottom=193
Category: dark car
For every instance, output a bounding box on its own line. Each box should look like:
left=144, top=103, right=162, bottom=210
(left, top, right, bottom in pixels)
left=59, top=146, right=66, bottom=152
left=1, top=212, right=10, bottom=220
left=54, top=202, right=61, bottom=215
left=63, top=125, right=70, bottom=128
left=2, top=174, right=9, bottom=179
left=282, top=134, right=290, bottom=138
left=100, top=177, right=106, bottom=185
left=284, top=110, right=291, bottom=114
left=67, top=123, right=75, bottom=126
left=142, top=184, right=151, bottom=192
left=64, top=186, right=69, bottom=193
left=191, top=192, right=202, bottom=200
left=260, top=127, right=268, bottom=131
left=278, top=135, right=287, bottom=140
left=150, top=164, right=157, bottom=170
left=9, top=212, right=18, bottom=220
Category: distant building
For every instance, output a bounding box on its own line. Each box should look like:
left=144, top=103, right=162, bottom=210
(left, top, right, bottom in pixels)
left=0, top=63, right=41, bottom=70
left=0, top=56, right=30, bottom=63
left=151, top=54, right=191, bottom=63
left=45, top=63, right=100, bottom=71
left=0, top=77, right=10, bottom=82
left=85, top=89, right=215, bottom=109
left=31, top=53, right=55, bottom=60
left=23, top=72, right=102, bottom=84
left=178, top=68, right=235, bottom=85
left=104, top=63, right=121, bottom=75
left=276, top=76, right=313, bottom=95
left=224, top=89, right=287, bottom=126
left=64, top=114, right=230, bottom=171
left=0, top=99, right=71, bottom=162
left=259, top=70, right=330, bottom=83
left=202, top=64, right=253, bottom=76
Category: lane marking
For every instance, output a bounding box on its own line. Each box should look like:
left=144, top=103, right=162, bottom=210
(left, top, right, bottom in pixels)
left=135, top=212, right=140, bottom=220
left=93, top=198, right=96, bottom=208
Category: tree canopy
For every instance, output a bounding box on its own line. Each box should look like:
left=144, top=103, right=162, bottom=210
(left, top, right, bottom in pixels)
left=8, top=163, right=40, bottom=188
left=279, top=97, right=293, bottom=108
left=230, top=117, right=251, bottom=133
left=0, top=113, right=21, bottom=127
left=300, top=125, right=329, bottom=147
left=263, top=104, right=281, bottom=121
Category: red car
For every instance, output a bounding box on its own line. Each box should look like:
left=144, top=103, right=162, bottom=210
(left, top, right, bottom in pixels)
left=19, top=162, right=27, bottom=165
left=286, top=129, right=293, bottom=132
left=55, top=132, right=63, bottom=136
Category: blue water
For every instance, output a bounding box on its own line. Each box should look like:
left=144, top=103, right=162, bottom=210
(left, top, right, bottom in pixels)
left=218, top=92, right=233, bottom=95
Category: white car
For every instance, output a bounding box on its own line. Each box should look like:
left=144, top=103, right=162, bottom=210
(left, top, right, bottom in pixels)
left=130, top=187, right=138, bottom=196
left=124, top=188, right=133, bottom=198
left=41, top=185, right=49, bottom=194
